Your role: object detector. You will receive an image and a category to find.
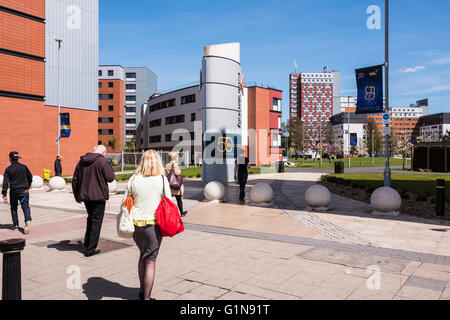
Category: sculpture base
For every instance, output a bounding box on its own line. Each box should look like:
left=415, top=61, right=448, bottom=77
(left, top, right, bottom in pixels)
left=371, top=210, right=400, bottom=217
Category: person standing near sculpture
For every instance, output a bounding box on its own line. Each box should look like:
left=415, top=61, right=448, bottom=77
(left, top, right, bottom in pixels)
left=234, top=150, right=251, bottom=202
left=72, top=145, right=115, bottom=257
left=165, top=152, right=187, bottom=217
left=54, top=155, right=62, bottom=177
left=2, top=151, right=33, bottom=233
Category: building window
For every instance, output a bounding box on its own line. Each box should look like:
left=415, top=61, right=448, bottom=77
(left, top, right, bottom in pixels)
left=108, top=82, right=114, bottom=88
left=149, top=119, right=162, bottom=128
left=98, top=70, right=102, bottom=76
left=98, top=82, right=102, bottom=88
left=126, top=119, right=136, bottom=124
left=99, top=94, right=114, bottom=100
left=126, top=84, right=136, bottom=90
left=108, top=105, right=114, bottom=111
left=108, top=70, right=114, bottom=76
left=165, top=134, right=172, bottom=142
left=149, top=99, right=176, bottom=112
left=98, top=129, right=114, bottom=135
left=126, top=72, right=137, bottom=79
left=126, top=107, right=136, bottom=113
left=191, top=113, right=196, bottom=122
left=181, top=94, right=196, bottom=105
left=166, top=115, right=185, bottom=125
left=98, top=117, right=114, bottom=123
left=273, top=98, right=281, bottom=112
left=150, top=135, right=161, bottom=143
left=98, top=106, right=102, bottom=111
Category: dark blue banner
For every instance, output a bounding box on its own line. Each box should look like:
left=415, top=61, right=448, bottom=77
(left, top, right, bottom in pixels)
left=60, top=113, right=71, bottom=138
left=355, top=65, right=384, bottom=114
left=350, top=133, right=358, bottom=146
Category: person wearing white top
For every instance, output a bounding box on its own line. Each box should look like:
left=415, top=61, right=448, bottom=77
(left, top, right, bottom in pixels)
left=124, top=150, right=177, bottom=301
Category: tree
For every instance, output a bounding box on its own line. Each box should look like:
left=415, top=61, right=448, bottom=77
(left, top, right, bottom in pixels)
left=108, top=137, right=117, bottom=152
left=395, top=133, right=413, bottom=170
left=287, top=118, right=307, bottom=155
left=364, top=119, right=382, bottom=156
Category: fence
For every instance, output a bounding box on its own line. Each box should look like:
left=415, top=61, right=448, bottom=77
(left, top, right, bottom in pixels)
left=106, top=151, right=191, bottom=172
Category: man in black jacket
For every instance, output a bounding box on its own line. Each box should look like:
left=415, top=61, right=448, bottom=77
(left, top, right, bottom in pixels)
left=54, top=155, right=62, bottom=176
left=2, top=151, right=33, bottom=233
left=72, top=145, right=115, bottom=257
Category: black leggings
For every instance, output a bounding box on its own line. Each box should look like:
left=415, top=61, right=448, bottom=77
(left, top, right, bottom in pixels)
left=174, top=195, right=183, bottom=214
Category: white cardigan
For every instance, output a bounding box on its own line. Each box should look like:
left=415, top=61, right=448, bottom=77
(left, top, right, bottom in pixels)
left=123, top=174, right=176, bottom=222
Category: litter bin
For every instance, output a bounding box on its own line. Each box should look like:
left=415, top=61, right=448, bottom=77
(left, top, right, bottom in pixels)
left=335, top=161, right=344, bottom=174
left=277, top=161, right=285, bottom=173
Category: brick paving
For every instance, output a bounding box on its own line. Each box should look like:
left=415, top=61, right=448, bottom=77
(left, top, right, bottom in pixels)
left=0, top=175, right=449, bottom=300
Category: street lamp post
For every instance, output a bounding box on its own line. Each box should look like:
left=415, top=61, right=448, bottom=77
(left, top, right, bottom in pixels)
left=372, top=129, right=375, bottom=164
left=384, top=0, right=391, bottom=187
left=122, top=106, right=126, bottom=173
left=348, top=108, right=351, bottom=168
left=55, top=39, right=63, bottom=157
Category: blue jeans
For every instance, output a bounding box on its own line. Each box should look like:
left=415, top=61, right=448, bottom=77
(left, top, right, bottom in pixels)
left=10, top=191, right=32, bottom=226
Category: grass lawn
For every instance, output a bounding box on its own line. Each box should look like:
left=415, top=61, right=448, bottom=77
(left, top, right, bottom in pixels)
left=290, top=157, right=407, bottom=169
left=323, top=173, right=450, bottom=200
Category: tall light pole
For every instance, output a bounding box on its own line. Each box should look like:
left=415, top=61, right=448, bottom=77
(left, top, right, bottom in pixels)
left=348, top=107, right=351, bottom=168
left=384, top=0, right=391, bottom=186
left=372, top=129, right=375, bottom=164
left=55, top=39, right=63, bottom=157
left=122, top=105, right=126, bottom=173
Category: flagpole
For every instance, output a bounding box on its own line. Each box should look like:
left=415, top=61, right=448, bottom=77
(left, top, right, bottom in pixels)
left=384, top=0, right=391, bottom=187
left=56, top=39, right=63, bottom=157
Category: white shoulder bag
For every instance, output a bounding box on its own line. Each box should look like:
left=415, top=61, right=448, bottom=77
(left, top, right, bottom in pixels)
left=117, top=175, right=136, bottom=238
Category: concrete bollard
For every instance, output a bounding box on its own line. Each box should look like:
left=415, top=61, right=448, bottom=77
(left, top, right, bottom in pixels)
left=1, top=239, right=26, bottom=300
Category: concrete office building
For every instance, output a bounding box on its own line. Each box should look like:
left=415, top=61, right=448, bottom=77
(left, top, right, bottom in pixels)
left=138, top=84, right=283, bottom=167
left=339, top=97, right=428, bottom=138
left=330, top=113, right=368, bottom=156
left=419, top=113, right=450, bottom=138
left=0, top=0, right=99, bottom=175
left=98, top=65, right=157, bottom=150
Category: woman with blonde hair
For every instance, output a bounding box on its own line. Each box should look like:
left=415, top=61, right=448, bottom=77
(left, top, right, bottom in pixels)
left=165, top=151, right=187, bottom=217
left=123, top=149, right=175, bottom=300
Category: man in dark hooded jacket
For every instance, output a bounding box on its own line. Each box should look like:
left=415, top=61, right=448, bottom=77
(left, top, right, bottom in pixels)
left=72, top=145, right=115, bottom=257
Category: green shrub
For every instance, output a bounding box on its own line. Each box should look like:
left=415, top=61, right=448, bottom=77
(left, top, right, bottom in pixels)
left=336, top=178, right=345, bottom=185
left=366, top=186, right=375, bottom=194
left=430, top=197, right=436, bottom=204
left=416, top=194, right=428, bottom=202
left=196, top=173, right=201, bottom=178
left=327, top=176, right=338, bottom=183
left=115, top=173, right=133, bottom=181
left=342, top=179, right=351, bottom=186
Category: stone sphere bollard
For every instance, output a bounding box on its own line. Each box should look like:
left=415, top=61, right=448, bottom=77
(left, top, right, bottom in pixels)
left=250, top=183, right=273, bottom=203
left=31, top=176, right=44, bottom=189
left=204, top=181, right=225, bottom=201
left=108, top=180, right=118, bottom=194
left=305, top=184, right=331, bottom=208
left=371, top=187, right=401, bottom=215
left=48, top=176, right=66, bottom=191
left=0, top=175, right=3, bottom=185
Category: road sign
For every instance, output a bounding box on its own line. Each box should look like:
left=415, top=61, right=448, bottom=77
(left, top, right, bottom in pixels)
left=383, top=123, right=391, bottom=136
left=56, top=138, right=60, bottom=144
left=382, top=113, right=390, bottom=121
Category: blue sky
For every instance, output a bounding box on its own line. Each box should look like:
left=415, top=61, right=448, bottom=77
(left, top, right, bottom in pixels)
left=99, top=0, right=450, bottom=121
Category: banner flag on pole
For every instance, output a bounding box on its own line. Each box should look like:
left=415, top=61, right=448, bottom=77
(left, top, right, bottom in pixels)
left=355, top=65, right=384, bottom=114
left=350, top=133, right=358, bottom=146
left=60, top=113, right=71, bottom=138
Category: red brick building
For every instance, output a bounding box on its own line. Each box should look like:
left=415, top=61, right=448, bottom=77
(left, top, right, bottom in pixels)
left=0, top=0, right=99, bottom=176
left=247, top=86, right=283, bottom=166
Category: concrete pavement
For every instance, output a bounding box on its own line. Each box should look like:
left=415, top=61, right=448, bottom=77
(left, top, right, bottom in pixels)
left=0, top=173, right=449, bottom=300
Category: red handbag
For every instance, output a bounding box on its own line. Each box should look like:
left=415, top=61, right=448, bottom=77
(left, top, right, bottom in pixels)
left=155, top=176, right=185, bottom=237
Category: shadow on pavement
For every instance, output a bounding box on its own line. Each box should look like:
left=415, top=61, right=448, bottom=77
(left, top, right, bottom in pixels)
left=47, top=240, right=84, bottom=253
left=82, top=277, right=138, bottom=300
left=0, top=224, right=13, bottom=231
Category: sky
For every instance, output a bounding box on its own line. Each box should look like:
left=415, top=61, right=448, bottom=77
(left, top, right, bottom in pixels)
left=99, top=0, right=450, bottom=122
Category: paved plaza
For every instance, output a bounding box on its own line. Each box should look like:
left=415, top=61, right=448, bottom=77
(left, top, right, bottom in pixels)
left=1, top=172, right=450, bottom=300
